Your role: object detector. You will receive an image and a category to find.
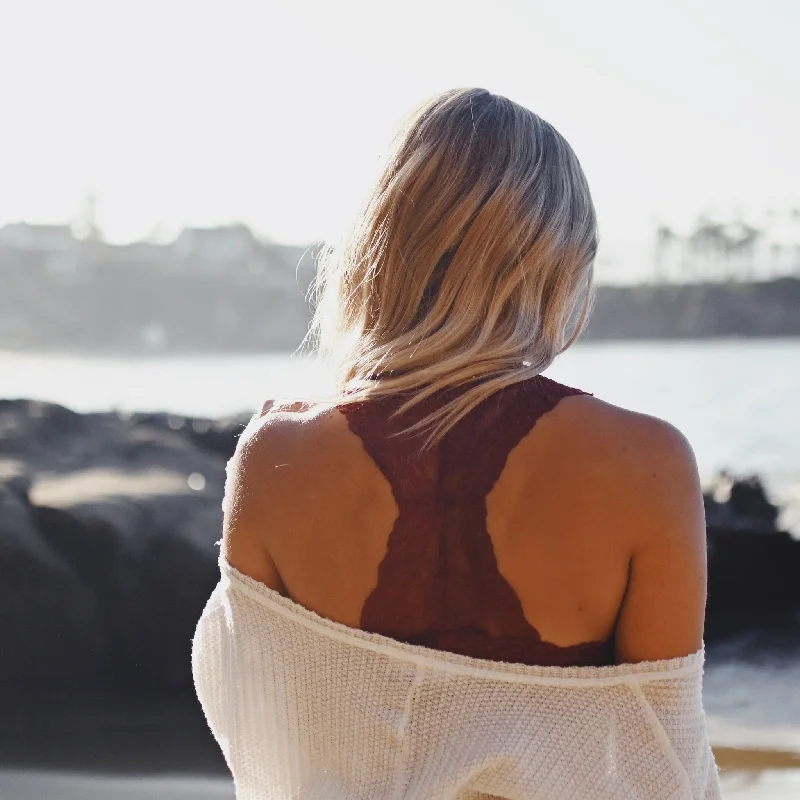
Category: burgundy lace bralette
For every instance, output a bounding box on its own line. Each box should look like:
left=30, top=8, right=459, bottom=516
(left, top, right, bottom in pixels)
left=338, top=375, right=614, bottom=668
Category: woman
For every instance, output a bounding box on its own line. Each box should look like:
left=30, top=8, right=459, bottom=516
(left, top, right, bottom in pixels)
left=193, top=88, right=721, bottom=799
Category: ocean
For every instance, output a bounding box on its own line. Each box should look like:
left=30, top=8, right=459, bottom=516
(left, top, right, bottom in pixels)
left=1, top=339, right=800, bottom=797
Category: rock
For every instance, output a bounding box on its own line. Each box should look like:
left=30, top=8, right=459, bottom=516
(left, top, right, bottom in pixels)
left=0, top=472, right=107, bottom=685
left=728, top=475, right=779, bottom=529
left=128, top=411, right=251, bottom=461
left=704, top=472, right=779, bottom=533
left=0, top=400, right=231, bottom=691
left=30, top=481, right=223, bottom=689
left=704, top=473, right=800, bottom=641
left=705, top=525, right=800, bottom=640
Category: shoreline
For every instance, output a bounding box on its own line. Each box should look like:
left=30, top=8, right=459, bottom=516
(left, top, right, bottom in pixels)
left=2, top=335, right=800, bottom=360
left=715, top=747, right=800, bottom=771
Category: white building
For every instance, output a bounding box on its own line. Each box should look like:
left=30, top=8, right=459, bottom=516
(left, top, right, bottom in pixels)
left=0, top=222, right=80, bottom=276
left=171, top=224, right=260, bottom=272
left=0, top=222, right=76, bottom=252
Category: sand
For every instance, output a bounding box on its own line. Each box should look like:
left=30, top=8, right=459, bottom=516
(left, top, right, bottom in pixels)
left=2, top=755, right=800, bottom=800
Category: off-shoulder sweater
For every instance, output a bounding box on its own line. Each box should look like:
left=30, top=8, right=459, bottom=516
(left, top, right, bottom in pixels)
left=192, top=559, right=721, bottom=799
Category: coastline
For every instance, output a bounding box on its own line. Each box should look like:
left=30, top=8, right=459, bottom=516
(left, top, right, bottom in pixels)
left=1, top=332, right=800, bottom=360
left=3, top=268, right=800, bottom=352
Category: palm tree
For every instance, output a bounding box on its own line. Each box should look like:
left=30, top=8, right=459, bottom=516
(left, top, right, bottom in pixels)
left=724, top=222, right=761, bottom=281
left=791, top=209, right=800, bottom=276
left=770, top=242, right=783, bottom=276
left=653, top=225, right=677, bottom=283
left=687, top=217, right=728, bottom=281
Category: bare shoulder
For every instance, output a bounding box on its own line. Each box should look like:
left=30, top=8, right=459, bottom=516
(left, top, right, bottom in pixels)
left=547, top=394, right=701, bottom=518
left=222, top=401, right=347, bottom=587
left=239, top=398, right=336, bottom=445
left=550, top=394, right=707, bottom=662
left=552, top=393, right=696, bottom=469
left=231, top=400, right=347, bottom=491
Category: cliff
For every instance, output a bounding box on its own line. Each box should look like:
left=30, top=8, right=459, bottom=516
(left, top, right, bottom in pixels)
left=586, top=277, right=800, bottom=340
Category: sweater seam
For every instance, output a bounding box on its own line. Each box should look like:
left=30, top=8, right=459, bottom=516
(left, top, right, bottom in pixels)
left=392, top=664, right=425, bottom=800
left=627, top=679, right=694, bottom=797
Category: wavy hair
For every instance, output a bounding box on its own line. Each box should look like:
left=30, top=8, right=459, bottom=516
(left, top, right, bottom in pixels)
left=298, top=87, right=598, bottom=448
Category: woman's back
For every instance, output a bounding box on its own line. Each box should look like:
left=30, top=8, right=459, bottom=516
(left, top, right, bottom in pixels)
left=222, top=374, right=706, bottom=668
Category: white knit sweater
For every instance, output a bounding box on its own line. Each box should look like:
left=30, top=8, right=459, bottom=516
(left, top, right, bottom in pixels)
left=192, top=559, right=721, bottom=800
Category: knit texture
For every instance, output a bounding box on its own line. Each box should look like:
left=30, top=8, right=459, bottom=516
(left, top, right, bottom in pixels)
left=192, top=560, right=721, bottom=800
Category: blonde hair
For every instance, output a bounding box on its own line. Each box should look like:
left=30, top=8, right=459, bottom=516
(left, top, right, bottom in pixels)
left=300, top=87, right=597, bottom=448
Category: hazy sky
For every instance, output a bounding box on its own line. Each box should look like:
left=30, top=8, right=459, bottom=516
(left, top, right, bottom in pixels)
left=0, top=0, right=798, bottom=280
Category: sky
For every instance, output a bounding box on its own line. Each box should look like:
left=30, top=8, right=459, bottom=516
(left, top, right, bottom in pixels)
left=0, top=0, right=798, bottom=281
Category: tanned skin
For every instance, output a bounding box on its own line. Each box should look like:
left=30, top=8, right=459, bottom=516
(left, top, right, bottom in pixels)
left=222, top=394, right=707, bottom=664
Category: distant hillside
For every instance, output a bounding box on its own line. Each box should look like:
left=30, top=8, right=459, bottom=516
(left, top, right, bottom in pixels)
left=0, top=250, right=798, bottom=353
left=586, top=277, right=800, bottom=340
left=0, top=244, right=317, bottom=353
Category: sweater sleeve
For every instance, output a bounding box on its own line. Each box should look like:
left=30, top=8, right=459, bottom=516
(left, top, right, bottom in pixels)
left=193, top=565, right=722, bottom=800
left=636, top=669, right=722, bottom=799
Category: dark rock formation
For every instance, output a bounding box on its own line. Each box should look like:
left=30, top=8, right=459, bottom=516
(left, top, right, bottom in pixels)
left=127, top=411, right=250, bottom=461
left=704, top=473, right=780, bottom=533
left=0, top=466, right=106, bottom=684
left=0, top=399, right=250, bottom=691
left=704, top=473, right=800, bottom=640
left=0, top=399, right=798, bottom=692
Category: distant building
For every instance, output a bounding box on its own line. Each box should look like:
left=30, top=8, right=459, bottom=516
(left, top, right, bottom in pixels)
left=0, top=222, right=76, bottom=252
left=98, top=240, right=169, bottom=269
left=0, top=222, right=80, bottom=277
left=171, top=224, right=261, bottom=273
